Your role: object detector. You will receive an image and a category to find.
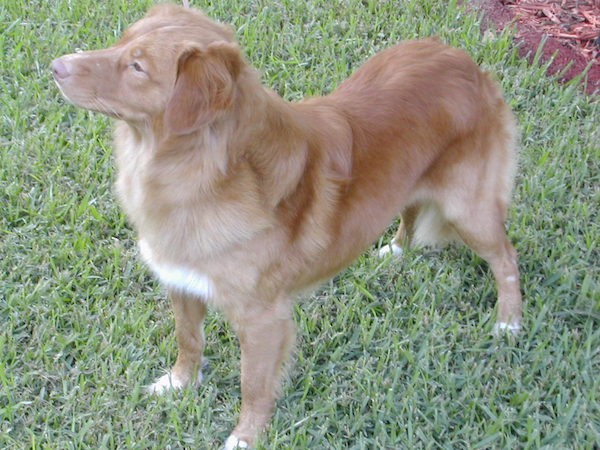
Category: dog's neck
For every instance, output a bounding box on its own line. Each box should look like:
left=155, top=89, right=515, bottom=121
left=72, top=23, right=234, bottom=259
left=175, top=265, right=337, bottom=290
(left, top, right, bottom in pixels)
left=114, top=69, right=350, bottom=220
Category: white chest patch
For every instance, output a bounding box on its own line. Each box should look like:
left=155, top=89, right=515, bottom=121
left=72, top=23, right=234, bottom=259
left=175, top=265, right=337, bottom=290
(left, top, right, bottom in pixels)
left=138, top=239, right=214, bottom=299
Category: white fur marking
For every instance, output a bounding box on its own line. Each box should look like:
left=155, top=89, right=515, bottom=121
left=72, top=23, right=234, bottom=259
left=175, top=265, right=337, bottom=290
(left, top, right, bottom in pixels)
left=378, top=242, right=403, bottom=259
left=223, top=435, right=248, bottom=450
left=139, top=239, right=214, bottom=299
left=147, top=372, right=184, bottom=394
left=147, top=369, right=203, bottom=395
left=493, top=321, right=521, bottom=336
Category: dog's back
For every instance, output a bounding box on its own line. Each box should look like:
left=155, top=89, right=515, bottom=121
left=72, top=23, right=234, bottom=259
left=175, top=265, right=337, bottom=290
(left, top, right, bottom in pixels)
left=288, top=40, right=518, bottom=284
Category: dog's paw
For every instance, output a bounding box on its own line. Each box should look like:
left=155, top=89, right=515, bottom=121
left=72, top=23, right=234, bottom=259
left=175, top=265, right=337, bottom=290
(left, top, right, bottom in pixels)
left=378, top=242, right=403, bottom=259
left=223, top=435, right=249, bottom=450
left=147, top=372, right=185, bottom=394
left=492, top=321, right=521, bottom=336
left=147, top=370, right=202, bottom=394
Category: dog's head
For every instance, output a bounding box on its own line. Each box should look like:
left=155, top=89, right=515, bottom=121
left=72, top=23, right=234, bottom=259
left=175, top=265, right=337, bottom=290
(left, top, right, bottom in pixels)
left=52, top=4, right=244, bottom=134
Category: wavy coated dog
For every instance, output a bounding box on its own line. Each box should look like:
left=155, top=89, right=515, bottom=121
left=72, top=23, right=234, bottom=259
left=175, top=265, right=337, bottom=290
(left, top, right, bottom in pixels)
left=52, top=4, right=522, bottom=448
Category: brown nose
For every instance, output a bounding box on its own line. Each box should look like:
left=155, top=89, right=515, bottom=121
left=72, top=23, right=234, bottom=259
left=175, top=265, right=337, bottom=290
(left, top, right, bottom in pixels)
left=51, top=58, right=70, bottom=79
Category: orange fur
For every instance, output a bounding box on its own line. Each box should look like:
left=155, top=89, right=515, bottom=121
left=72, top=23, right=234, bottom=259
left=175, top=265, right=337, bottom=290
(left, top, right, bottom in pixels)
left=52, top=4, right=522, bottom=446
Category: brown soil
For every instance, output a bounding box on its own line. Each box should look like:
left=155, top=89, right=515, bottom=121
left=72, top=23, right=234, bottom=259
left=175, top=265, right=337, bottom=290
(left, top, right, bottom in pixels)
left=473, top=0, right=600, bottom=94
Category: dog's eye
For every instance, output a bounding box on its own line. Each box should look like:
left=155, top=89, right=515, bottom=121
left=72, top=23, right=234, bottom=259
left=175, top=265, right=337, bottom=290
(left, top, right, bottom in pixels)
left=130, top=62, right=145, bottom=73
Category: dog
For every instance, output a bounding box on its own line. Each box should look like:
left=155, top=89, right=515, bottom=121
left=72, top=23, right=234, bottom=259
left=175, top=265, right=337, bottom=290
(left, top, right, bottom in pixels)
left=52, top=4, right=522, bottom=448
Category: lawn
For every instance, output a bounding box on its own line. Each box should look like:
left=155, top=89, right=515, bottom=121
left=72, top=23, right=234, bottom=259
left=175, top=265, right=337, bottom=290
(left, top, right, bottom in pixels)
left=1, top=0, right=598, bottom=448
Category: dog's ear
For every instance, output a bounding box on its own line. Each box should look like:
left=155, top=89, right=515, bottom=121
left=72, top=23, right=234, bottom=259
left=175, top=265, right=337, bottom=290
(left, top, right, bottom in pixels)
left=165, top=42, right=243, bottom=135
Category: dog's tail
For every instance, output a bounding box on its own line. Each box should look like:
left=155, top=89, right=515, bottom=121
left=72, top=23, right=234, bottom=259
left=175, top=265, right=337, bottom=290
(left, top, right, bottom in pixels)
left=411, top=203, right=461, bottom=247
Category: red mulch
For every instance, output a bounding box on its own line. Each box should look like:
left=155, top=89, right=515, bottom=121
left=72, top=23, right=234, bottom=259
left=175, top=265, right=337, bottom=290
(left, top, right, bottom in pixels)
left=475, top=0, right=600, bottom=94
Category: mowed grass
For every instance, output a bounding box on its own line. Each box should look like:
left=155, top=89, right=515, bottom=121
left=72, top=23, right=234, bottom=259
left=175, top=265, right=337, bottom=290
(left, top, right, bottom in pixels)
left=1, top=0, right=598, bottom=448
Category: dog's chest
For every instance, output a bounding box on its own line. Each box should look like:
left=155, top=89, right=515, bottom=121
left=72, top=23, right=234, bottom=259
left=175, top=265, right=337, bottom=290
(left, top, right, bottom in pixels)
left=113, top=134, right=278, bottom=301
left=138, top=238, right=215, bottom=299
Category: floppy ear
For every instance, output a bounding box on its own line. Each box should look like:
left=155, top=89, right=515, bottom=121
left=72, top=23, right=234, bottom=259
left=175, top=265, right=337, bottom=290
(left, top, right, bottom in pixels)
left=165, top=42, right=243, bottom=135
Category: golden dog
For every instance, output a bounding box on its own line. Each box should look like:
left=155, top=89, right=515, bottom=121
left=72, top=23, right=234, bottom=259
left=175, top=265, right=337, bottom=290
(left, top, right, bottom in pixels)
left=52, top=4, right=522, bottom=448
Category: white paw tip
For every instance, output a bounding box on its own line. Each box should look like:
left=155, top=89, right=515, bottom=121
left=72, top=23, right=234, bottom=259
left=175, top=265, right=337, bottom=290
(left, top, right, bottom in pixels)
left=378, top=243, right=403, bottom=259
left=223, top=435, right=249, bottom=450
left=147, top=372, right=184, bottom=394
left=147, top=368, right=203, bottom=395
left=493, top=322, right=521, bottom=336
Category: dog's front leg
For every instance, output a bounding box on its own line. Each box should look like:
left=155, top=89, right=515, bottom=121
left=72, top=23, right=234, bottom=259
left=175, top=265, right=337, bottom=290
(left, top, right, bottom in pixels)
left=149, top=290, right=207, bottom=393
left=224, top=297, right=296, bottom=449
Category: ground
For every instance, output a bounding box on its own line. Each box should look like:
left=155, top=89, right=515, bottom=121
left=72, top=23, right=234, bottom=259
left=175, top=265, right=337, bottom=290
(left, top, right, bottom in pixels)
left=475, top=0, right=599, bottom=94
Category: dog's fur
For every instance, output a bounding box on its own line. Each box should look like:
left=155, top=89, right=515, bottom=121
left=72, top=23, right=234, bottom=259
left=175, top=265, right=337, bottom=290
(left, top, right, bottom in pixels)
left=52, top=4, right=522, bottom=447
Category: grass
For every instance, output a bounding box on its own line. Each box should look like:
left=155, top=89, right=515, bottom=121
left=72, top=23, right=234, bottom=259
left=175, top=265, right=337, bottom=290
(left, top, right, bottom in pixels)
left=1, top=0, right=598, bottom=448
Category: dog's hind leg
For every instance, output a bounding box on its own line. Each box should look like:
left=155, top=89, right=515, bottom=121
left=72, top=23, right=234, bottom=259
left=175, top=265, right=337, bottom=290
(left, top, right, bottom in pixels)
left=224, top=296, right=295, bottom=448
left=379, top=202, right=460, bottom=258
left=378, top=204, right=420, bottom=258
left=446, top=201, right=522, bottom=334
left=394, top=203, right=420, bottom=247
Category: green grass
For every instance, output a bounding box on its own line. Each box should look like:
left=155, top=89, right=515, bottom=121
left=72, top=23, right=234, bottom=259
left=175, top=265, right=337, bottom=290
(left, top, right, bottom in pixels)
left=1, top=0, right=598, bottom=448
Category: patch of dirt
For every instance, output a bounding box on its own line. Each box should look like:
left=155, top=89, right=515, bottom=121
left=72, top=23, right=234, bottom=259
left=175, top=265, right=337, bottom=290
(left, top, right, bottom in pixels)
left=474, top=0, right=600, bottom=94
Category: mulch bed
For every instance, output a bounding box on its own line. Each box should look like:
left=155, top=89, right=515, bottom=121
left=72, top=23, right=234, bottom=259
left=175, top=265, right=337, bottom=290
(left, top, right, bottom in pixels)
left=475, top=0, right=600, bottom=94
